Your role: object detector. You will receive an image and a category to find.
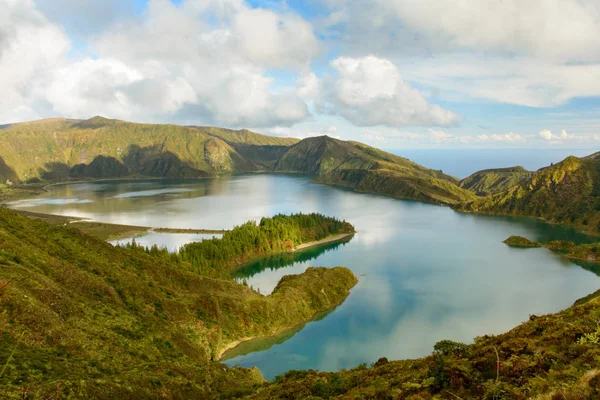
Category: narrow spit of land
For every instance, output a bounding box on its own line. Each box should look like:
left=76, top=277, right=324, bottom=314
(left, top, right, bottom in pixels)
left=10, top=209, right=228, bottom=240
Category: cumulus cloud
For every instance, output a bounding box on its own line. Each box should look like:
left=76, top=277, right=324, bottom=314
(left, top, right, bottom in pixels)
left=0, top=0, right=70, bottom=122
left=1, top=0, right=316, bottom=127
left=316, top=1, right=600, bottom=111
left=539, top=129, right=574, bottom=142
left=321, top=56, right=461, bottom=127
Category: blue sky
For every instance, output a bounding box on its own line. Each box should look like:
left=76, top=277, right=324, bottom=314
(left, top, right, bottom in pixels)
left=3, top=0, right=600, bottom=150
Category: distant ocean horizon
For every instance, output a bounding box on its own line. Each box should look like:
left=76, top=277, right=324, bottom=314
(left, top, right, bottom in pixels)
left=389, top=148, right=596, bottom=179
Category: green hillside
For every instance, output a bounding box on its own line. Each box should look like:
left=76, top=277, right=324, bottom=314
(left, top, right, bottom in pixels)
left=244, top=295, right=600, bottom=399
left=456, top=155, right=600, bottom=233
left=0, top=117, right=290, bottom=182
left=274, top=136, right=475, bottom=204
left=460, top=166, right=534, bottom=196
left=0, top=117, right=477, bottom=205
left=0, top=207, right=357, bottom=399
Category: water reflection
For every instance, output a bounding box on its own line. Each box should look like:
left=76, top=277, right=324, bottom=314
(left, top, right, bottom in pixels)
left=110, top=232, right=223, bottom=253
left=232, top=238, right=353, bottom=293
left=221, top=307, right=337, bottom=361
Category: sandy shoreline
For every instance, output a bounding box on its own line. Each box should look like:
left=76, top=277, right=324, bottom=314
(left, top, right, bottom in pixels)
left=294, top=233, right=355, bottom=252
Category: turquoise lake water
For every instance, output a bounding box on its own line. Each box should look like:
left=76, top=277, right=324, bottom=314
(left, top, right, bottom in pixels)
left=8, top=174, right=600, bottom=379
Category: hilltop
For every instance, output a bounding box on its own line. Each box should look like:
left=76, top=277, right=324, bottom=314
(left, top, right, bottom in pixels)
left=0, top=117, right=475, bottom=205
left=459, top=166, right=534, bottom=196
left=274, top=136, right=474, bottom=204
left=0, top=117, right=296, bottom=182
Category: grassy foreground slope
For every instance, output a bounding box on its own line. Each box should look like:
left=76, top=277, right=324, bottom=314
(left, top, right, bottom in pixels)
left=274, top=136, right=475, bottom=205
left=456, top=155, right=600, bottom=233
left=0, top=207, right=357, bottom=399
left=245, top=296, right=600, bottom=399
left=459, top=167, right=534, bottom=196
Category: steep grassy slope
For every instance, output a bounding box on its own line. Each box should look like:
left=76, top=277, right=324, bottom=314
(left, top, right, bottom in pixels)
left=0, top=207, right=357, bottom=399
left=0, top=117, right=289, bottom=181
left=456, top=155, right=600, bottom=233
left=274, top=136, right=475, bottom=204
left=460, top=166, right=534, bottom=196
left=245, top=296, right=600, bottom=399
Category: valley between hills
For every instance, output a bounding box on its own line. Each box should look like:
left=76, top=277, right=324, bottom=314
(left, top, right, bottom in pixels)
left=1, top=117, right=600, bottom=399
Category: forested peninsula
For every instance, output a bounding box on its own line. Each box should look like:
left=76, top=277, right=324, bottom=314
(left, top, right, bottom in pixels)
left=0, top=208, right=357, bottom=398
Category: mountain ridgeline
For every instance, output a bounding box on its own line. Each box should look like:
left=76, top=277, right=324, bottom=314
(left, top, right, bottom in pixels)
left=0, top=117, right=474, bottom=205
left=2, top=116, right=600, bottom=232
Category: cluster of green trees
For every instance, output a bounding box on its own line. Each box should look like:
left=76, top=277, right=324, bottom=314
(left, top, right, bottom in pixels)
left=126, top=213, right=354, bottom=277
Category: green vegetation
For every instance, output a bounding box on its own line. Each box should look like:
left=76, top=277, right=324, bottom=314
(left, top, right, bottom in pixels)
left=503, top=236, right=542, bottom=248
left=128, top=213, right=354, bottom=277
left=457, top=155, right=600, bottom=234
left=504, top=235, right=600, bottom=264
left=0, top=117, right=475, bottom=206
left=460, top=166, right=534, bottom=196
left=275, top=136, right=475, bottom=204
left=0, top=117, right=292, bottom=182
left=244, top=296, right=600, bottom=399
left=2, top=117, right=600, bottom=228
left=0, top=207, right=357, bottom=398
left=547, top=240, right=577, bottom=252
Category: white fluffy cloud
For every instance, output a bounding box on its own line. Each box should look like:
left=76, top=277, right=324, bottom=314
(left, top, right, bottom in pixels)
left=0, top=0, right=70, bottom=122
left=3, top=0, right=600, bottom=149
left=539, top=129, right=574, bottom=142
left=1, top=0, right=316, bottom=127
left=318, top=0, right=600, bottom=112
left=322, top=56, right=461, bottom=127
